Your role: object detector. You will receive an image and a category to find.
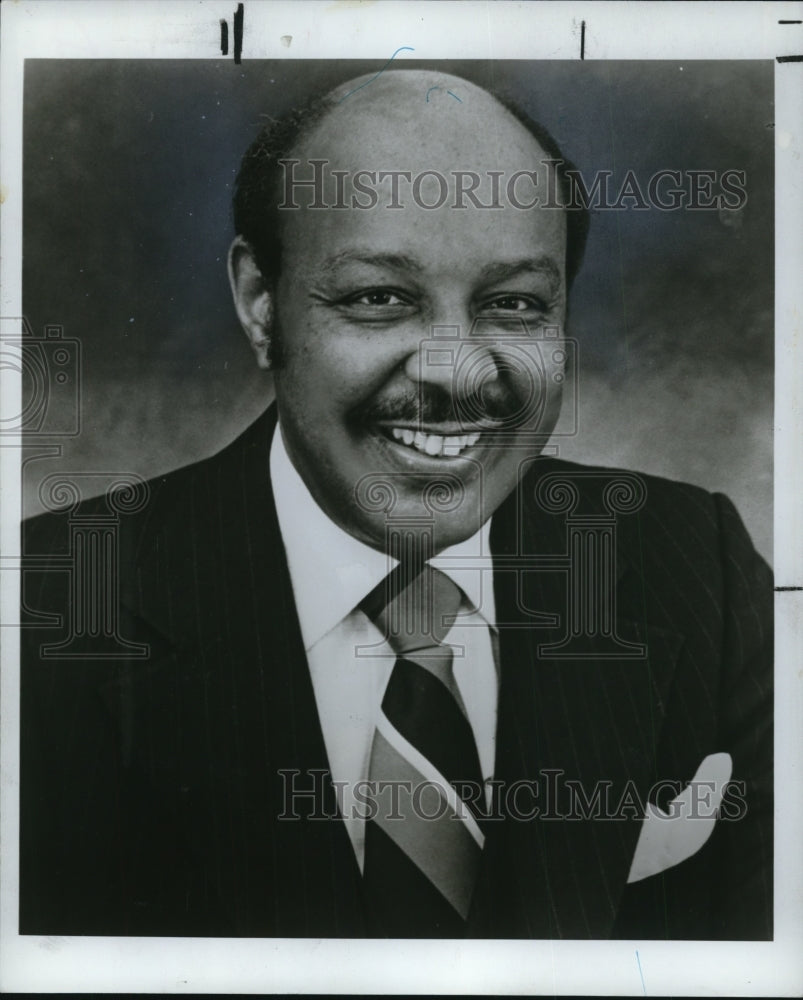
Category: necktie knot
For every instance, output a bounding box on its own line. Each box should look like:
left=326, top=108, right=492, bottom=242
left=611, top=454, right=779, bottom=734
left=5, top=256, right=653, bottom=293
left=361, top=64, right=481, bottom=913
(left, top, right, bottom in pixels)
left=362, top=562, right=462, bottom=656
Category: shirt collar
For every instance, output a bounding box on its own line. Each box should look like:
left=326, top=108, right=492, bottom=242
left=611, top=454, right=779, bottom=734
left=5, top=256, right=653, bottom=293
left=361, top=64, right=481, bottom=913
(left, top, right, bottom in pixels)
left=270, top=422, right=495, bottom=652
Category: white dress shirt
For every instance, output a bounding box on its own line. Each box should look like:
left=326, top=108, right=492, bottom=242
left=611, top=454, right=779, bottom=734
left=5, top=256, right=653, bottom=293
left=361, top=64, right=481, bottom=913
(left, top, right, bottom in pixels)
left=270, top=423, right=499, bottom=870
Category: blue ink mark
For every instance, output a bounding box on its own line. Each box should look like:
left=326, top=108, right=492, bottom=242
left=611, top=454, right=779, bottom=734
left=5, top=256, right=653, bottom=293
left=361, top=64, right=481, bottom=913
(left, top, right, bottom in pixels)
left=336, top=47, right=415, bottom=103
left=425, top=86, right=462, bottom=104
left=635, top=950, right=646, bottom=996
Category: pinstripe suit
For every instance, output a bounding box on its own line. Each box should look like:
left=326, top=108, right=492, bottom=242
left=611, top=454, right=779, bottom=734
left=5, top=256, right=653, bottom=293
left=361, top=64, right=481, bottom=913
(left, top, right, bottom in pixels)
left=19, top=407, right=773, bottom=938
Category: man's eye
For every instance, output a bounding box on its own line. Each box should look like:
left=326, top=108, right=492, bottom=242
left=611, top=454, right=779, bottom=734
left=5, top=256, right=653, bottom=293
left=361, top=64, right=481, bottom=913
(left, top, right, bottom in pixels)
left=482, top=295, right=542, bottom=313
left=346, top=289, right=410, bottom=307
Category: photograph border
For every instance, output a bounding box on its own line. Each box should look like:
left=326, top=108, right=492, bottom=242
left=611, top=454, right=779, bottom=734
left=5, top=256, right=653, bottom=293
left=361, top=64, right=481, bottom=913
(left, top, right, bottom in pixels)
left=1, top=2, right=801, bottom=995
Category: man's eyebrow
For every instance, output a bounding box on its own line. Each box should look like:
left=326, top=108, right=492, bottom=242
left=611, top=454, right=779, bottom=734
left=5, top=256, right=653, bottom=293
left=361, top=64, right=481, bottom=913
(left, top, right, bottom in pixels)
left=319, top=251, right=424, bottom=277
left=317, top=251, right=562, bottom=293
left=477, top=257, right=563, bottom=293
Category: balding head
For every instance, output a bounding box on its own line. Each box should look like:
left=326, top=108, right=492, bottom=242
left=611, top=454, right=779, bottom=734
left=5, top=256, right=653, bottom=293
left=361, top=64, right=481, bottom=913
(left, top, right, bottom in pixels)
left=232, top=69, right=588, bottom=291
left=317, top=68, right=531, bottom=153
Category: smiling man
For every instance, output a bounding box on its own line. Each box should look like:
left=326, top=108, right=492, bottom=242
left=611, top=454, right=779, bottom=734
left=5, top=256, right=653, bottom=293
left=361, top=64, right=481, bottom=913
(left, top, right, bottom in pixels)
left=20, top=69, right=773, bottom=941
left=229, top=71, right=573, bottom=554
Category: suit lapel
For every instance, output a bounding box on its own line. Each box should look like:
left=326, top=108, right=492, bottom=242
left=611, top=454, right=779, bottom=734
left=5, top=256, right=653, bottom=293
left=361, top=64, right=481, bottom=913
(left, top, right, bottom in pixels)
left=105, top=408, right=366, bottom=935
left=472, top=460, right=683, bottom=939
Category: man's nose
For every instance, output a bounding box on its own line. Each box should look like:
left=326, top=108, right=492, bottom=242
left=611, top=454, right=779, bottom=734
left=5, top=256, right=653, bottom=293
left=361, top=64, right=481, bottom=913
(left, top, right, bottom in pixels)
left=402, top=321, right=500, bottom=396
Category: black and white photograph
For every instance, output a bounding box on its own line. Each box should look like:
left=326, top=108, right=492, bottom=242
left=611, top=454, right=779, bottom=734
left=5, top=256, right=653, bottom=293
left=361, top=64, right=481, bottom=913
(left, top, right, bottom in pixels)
left=1, top=1, right=801, bottom=995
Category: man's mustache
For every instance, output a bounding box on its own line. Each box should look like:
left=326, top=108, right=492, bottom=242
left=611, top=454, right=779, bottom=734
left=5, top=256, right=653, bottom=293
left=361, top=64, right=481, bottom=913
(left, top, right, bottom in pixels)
left=352, top=383, right=530, bottom=428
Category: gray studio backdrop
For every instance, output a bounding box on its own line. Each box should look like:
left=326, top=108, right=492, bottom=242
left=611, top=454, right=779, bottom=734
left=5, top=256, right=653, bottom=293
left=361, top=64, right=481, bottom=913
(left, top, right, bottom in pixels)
left=22, top=59, right=773, bottom=562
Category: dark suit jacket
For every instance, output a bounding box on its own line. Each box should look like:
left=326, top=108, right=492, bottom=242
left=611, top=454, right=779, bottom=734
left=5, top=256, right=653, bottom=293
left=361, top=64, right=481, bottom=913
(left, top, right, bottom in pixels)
left=19, top=408, right=773, bottom=939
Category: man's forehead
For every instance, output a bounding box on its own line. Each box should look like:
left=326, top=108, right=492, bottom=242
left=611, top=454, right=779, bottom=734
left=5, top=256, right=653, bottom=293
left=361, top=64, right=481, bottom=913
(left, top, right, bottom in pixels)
left=276, top=70, right=568, bottom=285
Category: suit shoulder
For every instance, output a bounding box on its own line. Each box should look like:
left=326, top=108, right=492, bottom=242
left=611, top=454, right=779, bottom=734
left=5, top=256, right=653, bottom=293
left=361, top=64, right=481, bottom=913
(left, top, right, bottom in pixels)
left=22, top=409, right=276, bottom=557
left=529, top=454, right=720, bottom=520
left=22, top=468, right=183, bottom=558
left=527, top=455, right=765, bottom=576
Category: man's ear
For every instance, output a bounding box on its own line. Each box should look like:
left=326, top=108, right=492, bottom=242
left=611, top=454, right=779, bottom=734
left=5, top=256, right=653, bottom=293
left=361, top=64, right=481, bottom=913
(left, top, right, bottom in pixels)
left=227, top=236, right=275, bottom=370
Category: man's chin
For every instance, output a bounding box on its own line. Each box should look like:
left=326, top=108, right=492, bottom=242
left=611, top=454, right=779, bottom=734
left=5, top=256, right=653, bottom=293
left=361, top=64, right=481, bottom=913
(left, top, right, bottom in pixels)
left=343, top=502, right=486, bottom=557
left=341, top=428, right=512, bottom=552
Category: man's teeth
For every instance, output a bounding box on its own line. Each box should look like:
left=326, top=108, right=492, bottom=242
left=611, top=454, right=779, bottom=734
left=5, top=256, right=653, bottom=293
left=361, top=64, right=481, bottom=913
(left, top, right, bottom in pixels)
left=388, top=427, right=480, bottom=457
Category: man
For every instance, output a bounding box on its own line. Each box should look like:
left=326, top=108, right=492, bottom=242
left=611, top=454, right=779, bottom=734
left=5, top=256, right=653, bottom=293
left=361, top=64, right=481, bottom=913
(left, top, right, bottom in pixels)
left=20, top=70, right=772, bottom=940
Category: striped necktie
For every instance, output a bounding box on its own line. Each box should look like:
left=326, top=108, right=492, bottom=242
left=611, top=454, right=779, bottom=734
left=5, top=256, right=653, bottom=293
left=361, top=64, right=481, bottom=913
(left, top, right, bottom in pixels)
left=361, top=561, right=485, bottom=937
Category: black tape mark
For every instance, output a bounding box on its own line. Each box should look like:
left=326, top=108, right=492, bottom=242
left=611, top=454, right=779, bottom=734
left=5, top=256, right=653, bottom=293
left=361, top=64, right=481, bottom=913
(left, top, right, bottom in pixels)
left=580, top=20, right=586, bottom=60
left=234, top=3, right=244, bottom=64
left=775, top=586, right=803, bottom=592
left=776, top=54, right=803, bottom=62
left=220, top=19, right=229, bottom=56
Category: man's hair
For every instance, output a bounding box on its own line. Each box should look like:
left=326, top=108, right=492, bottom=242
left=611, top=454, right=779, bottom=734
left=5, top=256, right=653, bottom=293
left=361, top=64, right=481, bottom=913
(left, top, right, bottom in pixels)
left=232, top=80, right=590, bottom=291
left=233, top=94, right=337, bottom=284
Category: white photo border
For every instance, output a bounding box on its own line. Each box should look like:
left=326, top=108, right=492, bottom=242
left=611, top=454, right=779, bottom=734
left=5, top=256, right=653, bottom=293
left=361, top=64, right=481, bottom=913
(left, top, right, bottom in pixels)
left=1, top=1, right=801, bottom=995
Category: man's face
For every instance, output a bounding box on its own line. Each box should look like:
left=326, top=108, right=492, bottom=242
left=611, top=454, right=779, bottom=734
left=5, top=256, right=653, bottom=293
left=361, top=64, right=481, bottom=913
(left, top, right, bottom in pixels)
left=270, top=78, right=568, bottom=553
